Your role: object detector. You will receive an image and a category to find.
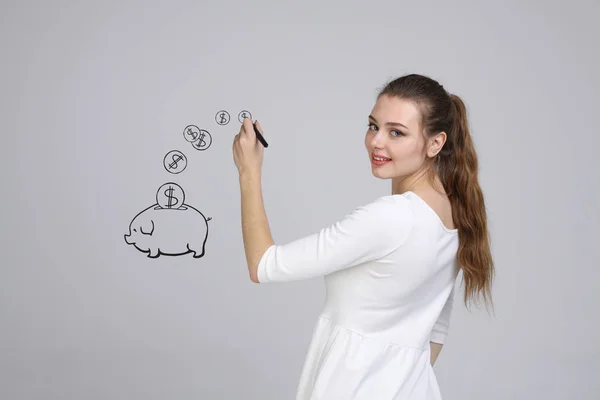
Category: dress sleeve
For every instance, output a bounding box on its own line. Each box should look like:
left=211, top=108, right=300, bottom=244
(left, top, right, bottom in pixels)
left=430, top=283, right=455, bottom=344
left=257, top=195, right=414, bottom=283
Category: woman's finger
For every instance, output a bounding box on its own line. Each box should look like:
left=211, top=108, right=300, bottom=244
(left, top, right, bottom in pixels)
left=254, top=120, right=263, bottom=134
left=242, top=117, right=254, bottom=137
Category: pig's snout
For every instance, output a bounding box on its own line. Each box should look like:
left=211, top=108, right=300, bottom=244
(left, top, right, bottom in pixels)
left=124, top=233, right=133, bottom=244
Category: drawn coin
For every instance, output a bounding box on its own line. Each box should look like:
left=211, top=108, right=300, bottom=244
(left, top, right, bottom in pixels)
left=183, top=125, right=201, bottom=142
left=191, top=130, right=212, bottom=151
left=156, top=182, right=185, bottom=209
left=238, top=110, right=252, bottom=123
left=215, top=110, right=230, bottom=125
left=163, top=150, right=187, bottom=174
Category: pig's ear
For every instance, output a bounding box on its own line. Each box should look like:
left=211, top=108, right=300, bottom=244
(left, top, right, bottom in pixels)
left=140, top=219, right=155, bottom=236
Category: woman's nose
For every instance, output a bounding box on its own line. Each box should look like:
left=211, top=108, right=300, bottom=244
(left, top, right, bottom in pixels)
left=370, top=134, right=384, bottom=148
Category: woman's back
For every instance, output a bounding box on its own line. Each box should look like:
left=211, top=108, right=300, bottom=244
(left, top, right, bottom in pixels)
left=257, top=192, right=460, bottom=399
left=320, top=191, right=459, bottom=349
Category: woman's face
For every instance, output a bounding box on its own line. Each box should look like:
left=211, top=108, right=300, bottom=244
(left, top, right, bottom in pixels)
left=364, top=95, right=427, bottom=181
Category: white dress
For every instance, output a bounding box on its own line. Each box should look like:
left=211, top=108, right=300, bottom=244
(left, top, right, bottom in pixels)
left=257, top=191, right=460, bottom=399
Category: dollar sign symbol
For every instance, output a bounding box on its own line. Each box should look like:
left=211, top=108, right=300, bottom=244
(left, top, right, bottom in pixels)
left=219, top=112, right=227, bottom=124
left=186, top=127, right=198, bottom=141
left=197, top=132, right=206, bottom=147
left=168, top=154, right=183, bottom=169
left=164, top=186, right=179, bottom=209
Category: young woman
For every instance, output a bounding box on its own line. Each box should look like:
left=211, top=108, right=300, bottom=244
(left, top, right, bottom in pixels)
left=232, top=73, right=495, bottom=399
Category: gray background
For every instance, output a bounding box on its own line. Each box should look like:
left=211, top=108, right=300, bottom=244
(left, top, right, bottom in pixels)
left=1, top=0, right=599, bottom=399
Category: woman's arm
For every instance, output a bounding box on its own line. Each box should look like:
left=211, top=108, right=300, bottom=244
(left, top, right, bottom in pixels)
left=239, top=172, right=275, bottom=283
left=254, top=196, right=414, bottom=283
left=430, top=342, right=443, bottom=366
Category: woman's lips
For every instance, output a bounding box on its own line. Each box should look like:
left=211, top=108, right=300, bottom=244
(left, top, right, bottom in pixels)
left=372, top=157, right=391, bottom=166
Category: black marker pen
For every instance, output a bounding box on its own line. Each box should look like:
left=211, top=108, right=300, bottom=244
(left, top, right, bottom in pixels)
left=253, top=121, right=269, bottom=148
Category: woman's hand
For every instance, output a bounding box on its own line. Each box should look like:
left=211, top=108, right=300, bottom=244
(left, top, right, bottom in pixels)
left=232, top=118, right=265, bottom=176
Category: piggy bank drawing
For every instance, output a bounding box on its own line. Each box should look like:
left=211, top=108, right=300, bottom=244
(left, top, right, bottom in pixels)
left=124, top=203, right=212, bottom=258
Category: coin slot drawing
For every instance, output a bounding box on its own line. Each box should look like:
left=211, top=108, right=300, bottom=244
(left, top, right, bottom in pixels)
left=124, top=182, right=212, bottom=258
left=163, top=150, right=187, bottom=174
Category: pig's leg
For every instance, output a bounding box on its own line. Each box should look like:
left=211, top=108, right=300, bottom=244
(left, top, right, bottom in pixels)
left=188, top=243, right=205, bottom=258
left=148, top=247, right=160, bottom=258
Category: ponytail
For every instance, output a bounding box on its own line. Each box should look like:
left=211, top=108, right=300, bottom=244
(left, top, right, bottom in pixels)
left=445, top=94, right=495, bottom=313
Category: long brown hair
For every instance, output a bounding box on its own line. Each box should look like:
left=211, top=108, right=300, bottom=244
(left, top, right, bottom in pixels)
left=378, top=74, right=495, bottom=313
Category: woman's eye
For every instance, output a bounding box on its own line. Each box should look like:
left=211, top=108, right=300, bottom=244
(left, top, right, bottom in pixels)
left=368, top=123, right=402, bottom=137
